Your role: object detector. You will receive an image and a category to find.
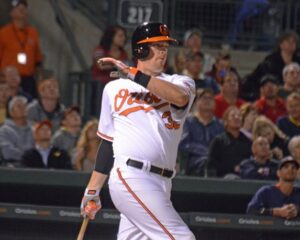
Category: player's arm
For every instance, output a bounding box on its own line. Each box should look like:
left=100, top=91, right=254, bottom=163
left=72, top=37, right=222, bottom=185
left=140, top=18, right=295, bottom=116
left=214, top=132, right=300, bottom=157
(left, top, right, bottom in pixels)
left=80, top=139, right=114, bottom=220
left=147, top=78, right=189, bottom=107
left=98, top=57, right=190, bottom=107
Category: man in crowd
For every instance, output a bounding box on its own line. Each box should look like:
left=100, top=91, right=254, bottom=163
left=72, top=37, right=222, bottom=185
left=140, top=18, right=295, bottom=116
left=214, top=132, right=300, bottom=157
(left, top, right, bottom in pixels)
left=247, top=156, right=300, bottom=219
left=179, top=88, right=224, bottom=175
left=22, top=120, right=72, bottom=169
left=0, top=0, right=43, bottom=98
left=240, top=136, right=278, bottom=180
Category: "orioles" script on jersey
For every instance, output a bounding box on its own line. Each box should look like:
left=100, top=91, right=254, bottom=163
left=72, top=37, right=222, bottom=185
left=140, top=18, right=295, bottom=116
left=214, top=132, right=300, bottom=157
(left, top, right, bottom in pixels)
left=114, top=89, right=180, bottom=129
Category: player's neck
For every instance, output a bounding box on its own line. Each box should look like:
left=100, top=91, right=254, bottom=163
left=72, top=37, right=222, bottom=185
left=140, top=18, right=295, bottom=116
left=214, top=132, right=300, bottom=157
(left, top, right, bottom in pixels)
left=137, top=62, right=161, bottom=77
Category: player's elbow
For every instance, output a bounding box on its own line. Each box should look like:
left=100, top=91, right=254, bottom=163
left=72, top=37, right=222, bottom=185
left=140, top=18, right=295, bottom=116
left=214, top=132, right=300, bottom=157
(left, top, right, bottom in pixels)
left=174, top=93, right=189, bottom=107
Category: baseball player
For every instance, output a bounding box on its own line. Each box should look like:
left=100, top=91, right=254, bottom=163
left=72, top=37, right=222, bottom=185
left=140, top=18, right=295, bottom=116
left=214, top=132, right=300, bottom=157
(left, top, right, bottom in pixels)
left=81, top=22, right=196, bottom=240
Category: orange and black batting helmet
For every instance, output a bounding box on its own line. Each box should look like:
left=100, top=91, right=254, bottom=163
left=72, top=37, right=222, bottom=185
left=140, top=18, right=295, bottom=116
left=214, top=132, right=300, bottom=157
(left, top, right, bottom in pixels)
left=131, top=22, right=177, bottom=59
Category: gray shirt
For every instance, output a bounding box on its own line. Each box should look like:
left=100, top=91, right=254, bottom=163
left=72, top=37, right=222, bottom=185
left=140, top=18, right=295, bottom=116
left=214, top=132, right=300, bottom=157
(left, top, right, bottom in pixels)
left=0, top=119, right=34, bottom=162
left=27, top=99, right=65, bottom=132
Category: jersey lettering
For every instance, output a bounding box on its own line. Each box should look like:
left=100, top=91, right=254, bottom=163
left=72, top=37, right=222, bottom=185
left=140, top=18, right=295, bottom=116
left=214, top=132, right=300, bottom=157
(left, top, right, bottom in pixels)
left=114, top=88, right=180, bottom=129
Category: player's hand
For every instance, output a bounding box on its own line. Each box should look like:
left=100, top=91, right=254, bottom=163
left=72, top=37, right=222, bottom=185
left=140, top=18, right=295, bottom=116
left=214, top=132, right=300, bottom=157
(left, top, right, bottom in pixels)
left=80, top=189, right=102, bottom=220
left=97, top=57, right=138, bottom=80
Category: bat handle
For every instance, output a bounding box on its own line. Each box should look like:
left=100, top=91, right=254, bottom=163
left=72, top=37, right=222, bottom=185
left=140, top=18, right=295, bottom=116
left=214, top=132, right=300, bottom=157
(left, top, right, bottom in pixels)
left=77, top=217, right=89, bottom=240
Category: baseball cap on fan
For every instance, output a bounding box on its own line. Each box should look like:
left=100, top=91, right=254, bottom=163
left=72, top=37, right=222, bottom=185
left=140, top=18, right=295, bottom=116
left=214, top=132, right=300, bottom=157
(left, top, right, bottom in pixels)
left=278, top=156, right=300, bottom=170
left=11, top=0, right=28, bottom=8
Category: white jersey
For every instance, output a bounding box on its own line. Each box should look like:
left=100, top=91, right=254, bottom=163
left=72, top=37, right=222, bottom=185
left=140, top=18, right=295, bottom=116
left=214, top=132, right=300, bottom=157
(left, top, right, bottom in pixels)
left=97, top=73, right=195, bottom=170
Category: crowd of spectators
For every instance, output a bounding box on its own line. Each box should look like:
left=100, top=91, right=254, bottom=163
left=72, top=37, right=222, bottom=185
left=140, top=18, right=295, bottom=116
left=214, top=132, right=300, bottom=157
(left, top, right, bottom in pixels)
left=0, top=0, right=299, bottom=224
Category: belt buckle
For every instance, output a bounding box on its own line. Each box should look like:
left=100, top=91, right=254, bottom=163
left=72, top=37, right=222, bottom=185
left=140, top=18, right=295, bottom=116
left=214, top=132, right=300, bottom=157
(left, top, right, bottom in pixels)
left=160, top=168, right=165, bottom=176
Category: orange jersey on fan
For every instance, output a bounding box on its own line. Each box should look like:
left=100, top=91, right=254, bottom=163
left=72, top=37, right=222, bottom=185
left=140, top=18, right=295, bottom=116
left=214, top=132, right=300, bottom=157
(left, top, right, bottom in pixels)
left=0, top=23, right=43, bottom=76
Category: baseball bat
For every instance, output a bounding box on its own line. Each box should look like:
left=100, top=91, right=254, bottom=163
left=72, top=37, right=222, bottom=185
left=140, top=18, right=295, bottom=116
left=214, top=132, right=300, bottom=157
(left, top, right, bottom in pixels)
left=77, top=217, right=89, bottom=240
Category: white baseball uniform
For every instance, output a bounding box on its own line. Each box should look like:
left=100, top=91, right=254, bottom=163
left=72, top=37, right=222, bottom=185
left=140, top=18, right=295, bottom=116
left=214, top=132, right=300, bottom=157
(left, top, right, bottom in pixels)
left=97, top=73, right=196, bottom=240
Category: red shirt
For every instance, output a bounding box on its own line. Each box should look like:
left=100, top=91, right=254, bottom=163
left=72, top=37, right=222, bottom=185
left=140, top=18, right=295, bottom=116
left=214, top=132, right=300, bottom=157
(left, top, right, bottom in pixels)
left=91, top=46, right=129, bottom=84
left=255, top=97, right=287, bottom=123
left=214, top=94, right=246, bottom=118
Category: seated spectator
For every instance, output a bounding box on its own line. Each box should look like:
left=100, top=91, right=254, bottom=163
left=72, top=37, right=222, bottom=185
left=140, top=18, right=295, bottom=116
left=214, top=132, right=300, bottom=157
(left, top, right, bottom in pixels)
left=74, top=119, right=101, bottom=171
left=240, top=103, right=258, bottom=140
left=183, top=29, right=215, bottom=73
left=178, top=88, right=224, bottom=176
left=255, top=74, right=286, bottom=123
left=2, top=65, right=33, bottom=102
left=0, top=82, right=8, bottom=125
left=240, top=136, right=279, bottom=180
left=278, top=63, right=300, bottom=99
left=166, top=49, right=186, bottom=75
left=182, top=51, right=219, bottom=94
left=214, top=71, right=245, bottom=118
left=51, top=106, right=81, bottom=162
left=206, top=51, right=239, bottom=85
left=277, top=92, right=300, bottom=138
left=206, top=106, right=252, bottom=177
left=287, top=136, right=300, bottom=181
left=27, top=77, right=65, bottom=131
left=0, top=96, right=34, bottom=166
left=22, top=120, right=72, bottom=169
left=253, top=116, right=289, bottom=160
left=242, top=30, right=300, bottom=101
left=247, top=156, right=300, bottom=220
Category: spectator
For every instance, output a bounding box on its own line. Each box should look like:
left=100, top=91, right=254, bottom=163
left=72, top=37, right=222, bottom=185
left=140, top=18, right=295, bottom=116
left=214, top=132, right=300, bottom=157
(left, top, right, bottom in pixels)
left=90, top=25, right=130, bottom=116
left=214, top=71, right=245, bottom=118
left=253, top=116, right=289, bottom=160
left=247, top=156, right=300, bottom=220
left=0, top=96, right=34, bottom=166
left=242, top=30, right=300, bottom=101
left=91, top=25, right=129, bottom=84
left=277, top=92, right=300, bottom=138
left=278, top=63, right=300, bottom=99
left=240, top=103, right=258, bottom=140
left=3, top=65, right=33, bottom=101
left=0, top=0, right=43, bottom=98
left=183, top=29, right=215, bottom=73
left=51, top=106, right=81, bottom=162
left=206, top=51, right=239, bottom=85
left=206, top=106, right=252, bottom=177
left=240, top=136, right=279, bottom=180
left=255, top=74, right=286, bottom=123
left=27, top=77, right=65, bottom=132
left=74, top=119, right=101, bottom=171
left=0, top=82, right=9, bottom=125
left=22, top=120, right=72, bottom=169
left=288, top=136, right=300, bottom=181
left=182, top=51, right=219, bottom=94
left=178, top=88, right=224, bottom=176
left=166, top=50, right=186, bottom=75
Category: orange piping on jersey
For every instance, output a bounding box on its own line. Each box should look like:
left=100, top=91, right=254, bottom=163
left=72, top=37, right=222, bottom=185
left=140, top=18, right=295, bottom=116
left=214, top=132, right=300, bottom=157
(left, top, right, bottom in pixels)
left=117, top=168, right=176, bottom=240
left=97, top=131, right=113, bottom=141
left=120, top=102, right=169, bottom=116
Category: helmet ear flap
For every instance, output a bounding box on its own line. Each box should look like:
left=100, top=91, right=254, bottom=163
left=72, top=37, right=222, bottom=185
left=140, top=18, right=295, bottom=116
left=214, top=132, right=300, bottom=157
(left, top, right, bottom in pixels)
left=133, top=44, right=150, bottom=59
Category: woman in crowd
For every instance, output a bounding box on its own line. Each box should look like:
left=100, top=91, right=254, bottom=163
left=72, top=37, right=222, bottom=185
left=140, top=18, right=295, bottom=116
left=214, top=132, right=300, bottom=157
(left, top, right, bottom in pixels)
left=74, top=119, right=101, bottom=171
left=252, top=116, right=289, bottom=160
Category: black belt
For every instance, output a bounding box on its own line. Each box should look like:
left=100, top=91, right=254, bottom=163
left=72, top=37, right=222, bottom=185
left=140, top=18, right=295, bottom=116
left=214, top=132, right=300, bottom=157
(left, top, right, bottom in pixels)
left=126, top=159, right=174, bottom=178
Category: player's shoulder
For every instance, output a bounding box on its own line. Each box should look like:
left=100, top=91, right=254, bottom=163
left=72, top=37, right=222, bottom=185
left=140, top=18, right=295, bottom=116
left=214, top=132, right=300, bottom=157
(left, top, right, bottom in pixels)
left=161, top=73, right=195, bottom=89
left=103, top=78, right=132, bottom=93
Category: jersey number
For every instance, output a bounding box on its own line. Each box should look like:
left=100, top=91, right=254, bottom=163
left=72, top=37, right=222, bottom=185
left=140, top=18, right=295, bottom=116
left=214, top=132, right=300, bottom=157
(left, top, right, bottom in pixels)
left=162, top=111, right=180, bottom=129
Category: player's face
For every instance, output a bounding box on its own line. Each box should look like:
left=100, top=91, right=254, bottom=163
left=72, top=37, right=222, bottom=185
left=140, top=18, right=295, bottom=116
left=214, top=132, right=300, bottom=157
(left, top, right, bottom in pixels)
left=147, top=41, right=169, bottom=72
